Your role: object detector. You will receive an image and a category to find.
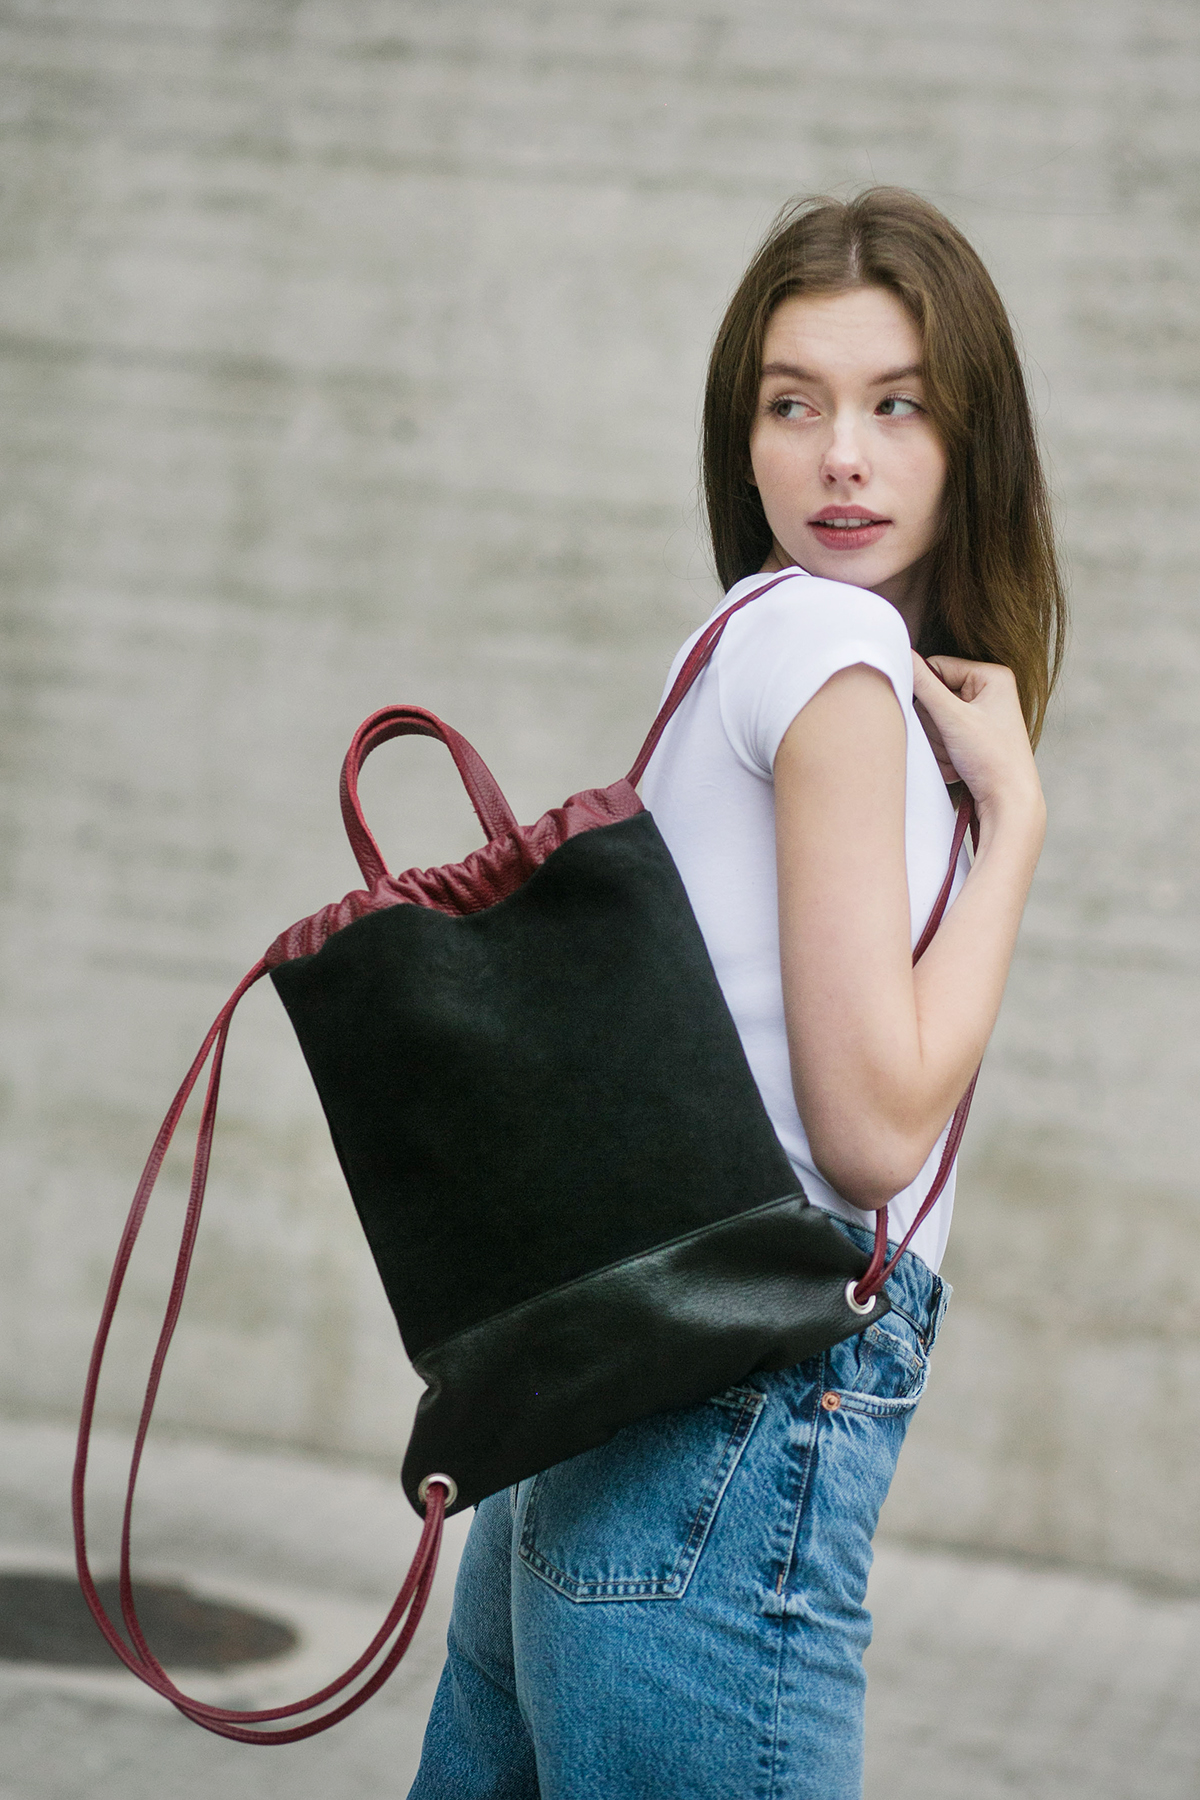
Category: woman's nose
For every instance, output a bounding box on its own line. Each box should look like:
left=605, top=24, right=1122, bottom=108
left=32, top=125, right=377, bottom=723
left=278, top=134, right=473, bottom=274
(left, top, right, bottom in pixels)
left=820, top=421, right=870, bottom=486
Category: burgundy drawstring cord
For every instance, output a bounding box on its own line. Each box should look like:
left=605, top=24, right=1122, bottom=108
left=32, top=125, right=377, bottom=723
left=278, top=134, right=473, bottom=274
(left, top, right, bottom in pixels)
left=852, top=791, right=981, bottom=1306
left=71, top=957, right=452, bottom=1742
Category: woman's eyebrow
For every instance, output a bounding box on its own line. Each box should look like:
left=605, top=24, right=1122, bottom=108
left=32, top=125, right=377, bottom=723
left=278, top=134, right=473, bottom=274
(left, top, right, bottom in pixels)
left=872, top=363, right=924, bottom=385
left=760, top=361, right=820, bottom=382
left=759, top=361, right=924, bottom=385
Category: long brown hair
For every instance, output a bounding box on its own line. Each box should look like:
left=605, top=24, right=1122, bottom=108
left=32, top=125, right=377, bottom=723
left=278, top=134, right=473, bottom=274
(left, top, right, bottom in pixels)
left=703, top=188, right=1065, bottom=744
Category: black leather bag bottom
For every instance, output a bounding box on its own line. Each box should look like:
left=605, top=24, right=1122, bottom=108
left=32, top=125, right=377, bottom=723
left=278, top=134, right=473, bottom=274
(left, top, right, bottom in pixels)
left=406, top=1194, right=876, bottom=1510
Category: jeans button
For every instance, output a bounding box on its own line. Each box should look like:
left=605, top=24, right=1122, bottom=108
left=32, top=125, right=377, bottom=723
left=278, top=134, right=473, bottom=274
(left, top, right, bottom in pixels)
left=820, top=1392, right=841, bottom=1411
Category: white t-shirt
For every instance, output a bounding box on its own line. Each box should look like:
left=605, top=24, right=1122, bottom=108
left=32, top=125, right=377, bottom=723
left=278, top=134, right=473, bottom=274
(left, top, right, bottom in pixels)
left=641, top=567, right=967, bottom=1275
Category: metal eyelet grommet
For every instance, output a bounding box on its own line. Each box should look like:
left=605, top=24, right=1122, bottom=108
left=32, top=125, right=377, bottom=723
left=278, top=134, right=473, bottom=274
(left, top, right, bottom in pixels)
left=417, top=1472, right=458, bottom=1510
left=844, top=1277, right=877, bottom=1317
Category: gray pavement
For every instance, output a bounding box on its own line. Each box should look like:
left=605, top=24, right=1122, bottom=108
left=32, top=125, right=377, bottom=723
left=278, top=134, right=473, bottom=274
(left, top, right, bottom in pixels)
left=3, top=1417, right=1198, bottom=1798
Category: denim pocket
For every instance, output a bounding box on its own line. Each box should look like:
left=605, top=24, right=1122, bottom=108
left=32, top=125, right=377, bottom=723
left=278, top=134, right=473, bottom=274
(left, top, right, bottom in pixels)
left=516, top=1385, right=764, bottom=1602
left=823, top=1308, right=930, bottom=1416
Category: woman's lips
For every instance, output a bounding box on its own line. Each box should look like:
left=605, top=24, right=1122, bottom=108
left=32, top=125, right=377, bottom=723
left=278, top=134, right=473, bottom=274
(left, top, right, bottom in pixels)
left=807, top=514, right=891, bottom=552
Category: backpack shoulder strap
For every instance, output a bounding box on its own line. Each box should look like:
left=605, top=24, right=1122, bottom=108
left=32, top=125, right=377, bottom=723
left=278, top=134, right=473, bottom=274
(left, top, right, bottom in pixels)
left=626, top=572, right=796, bottom=786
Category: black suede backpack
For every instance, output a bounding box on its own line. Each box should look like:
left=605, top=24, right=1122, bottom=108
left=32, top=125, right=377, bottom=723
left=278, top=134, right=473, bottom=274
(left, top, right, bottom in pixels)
left=74, top=574, right=975, bottom=1740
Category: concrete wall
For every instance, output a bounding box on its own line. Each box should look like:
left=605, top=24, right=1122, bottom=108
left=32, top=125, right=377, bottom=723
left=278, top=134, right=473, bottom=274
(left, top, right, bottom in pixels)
left=1, top=1, right=1197, bottom=1589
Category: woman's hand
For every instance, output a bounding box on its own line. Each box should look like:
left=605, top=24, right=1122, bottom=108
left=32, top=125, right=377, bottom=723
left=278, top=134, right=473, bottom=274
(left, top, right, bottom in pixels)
left=911, top=652, right=1045, bottom=832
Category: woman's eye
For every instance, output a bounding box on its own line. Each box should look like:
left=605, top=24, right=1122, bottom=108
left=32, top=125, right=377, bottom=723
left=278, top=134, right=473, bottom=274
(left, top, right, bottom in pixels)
left=771, top=398, right=815, bottom=421
left=877, top=395, right=923, bottom=418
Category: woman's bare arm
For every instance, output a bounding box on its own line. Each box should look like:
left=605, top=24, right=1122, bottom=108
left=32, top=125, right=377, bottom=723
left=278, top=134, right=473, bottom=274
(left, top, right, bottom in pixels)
left=774, top=654, right=1045, bottom=1209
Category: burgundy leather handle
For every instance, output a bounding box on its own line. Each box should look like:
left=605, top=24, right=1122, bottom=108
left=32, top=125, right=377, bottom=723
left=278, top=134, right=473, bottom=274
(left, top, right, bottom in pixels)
left=341, top=706, right=520, bottom=887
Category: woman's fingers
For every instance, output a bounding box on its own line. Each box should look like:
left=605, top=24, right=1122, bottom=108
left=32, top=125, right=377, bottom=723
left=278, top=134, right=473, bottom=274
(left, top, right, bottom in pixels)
left=911, top=652, right=1040, bottom=818
left=911, top=653, right=972, bottom=724
left=912, top=653, right=1019, bottom=723
left=920, top=653, right=978, bottom=696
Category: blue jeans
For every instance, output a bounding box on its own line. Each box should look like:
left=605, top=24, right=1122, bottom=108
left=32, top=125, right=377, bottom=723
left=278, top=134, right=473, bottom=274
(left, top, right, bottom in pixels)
left=408, top=1224, right=950, bottom=1800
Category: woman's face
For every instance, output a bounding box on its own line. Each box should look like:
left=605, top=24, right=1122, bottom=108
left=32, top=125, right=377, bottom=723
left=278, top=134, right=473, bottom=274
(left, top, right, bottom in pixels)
left=748, top=285, right=947, bottom=636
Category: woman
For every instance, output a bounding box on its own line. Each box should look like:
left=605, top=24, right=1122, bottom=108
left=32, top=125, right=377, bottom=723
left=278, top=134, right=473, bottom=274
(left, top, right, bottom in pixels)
left=410, top=188, right=1064, bottom=1800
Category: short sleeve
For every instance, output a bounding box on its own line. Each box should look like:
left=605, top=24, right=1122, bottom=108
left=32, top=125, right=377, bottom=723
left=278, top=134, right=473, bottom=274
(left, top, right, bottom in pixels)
left=715, top=575, right=915, bottom=776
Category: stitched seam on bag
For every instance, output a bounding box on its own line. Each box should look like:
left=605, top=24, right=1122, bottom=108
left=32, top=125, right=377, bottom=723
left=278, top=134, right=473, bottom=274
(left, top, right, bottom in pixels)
left=412, top=1190, right=812, bottom=1365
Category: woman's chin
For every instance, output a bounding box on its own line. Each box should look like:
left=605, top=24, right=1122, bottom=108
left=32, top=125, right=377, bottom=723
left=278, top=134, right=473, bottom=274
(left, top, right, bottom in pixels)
left=795, top=550, right=896, bottom=590
left=767, top=538, right=920, bottom=598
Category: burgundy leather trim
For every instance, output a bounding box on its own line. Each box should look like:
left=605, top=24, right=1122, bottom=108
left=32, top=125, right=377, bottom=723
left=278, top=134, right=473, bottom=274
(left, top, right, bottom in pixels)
left=264, top=776, right=645, bottom=966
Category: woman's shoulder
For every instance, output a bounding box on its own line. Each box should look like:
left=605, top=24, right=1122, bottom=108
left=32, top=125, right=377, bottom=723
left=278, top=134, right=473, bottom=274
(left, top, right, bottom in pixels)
left=718, top=569, right=913, bottom=677
left=713, top=570, right=915, bottom=776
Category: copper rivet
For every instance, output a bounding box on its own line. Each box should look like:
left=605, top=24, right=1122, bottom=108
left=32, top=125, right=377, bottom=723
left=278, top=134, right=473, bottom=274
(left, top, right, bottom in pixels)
left=821, top=1392, right=841, bottom=1412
